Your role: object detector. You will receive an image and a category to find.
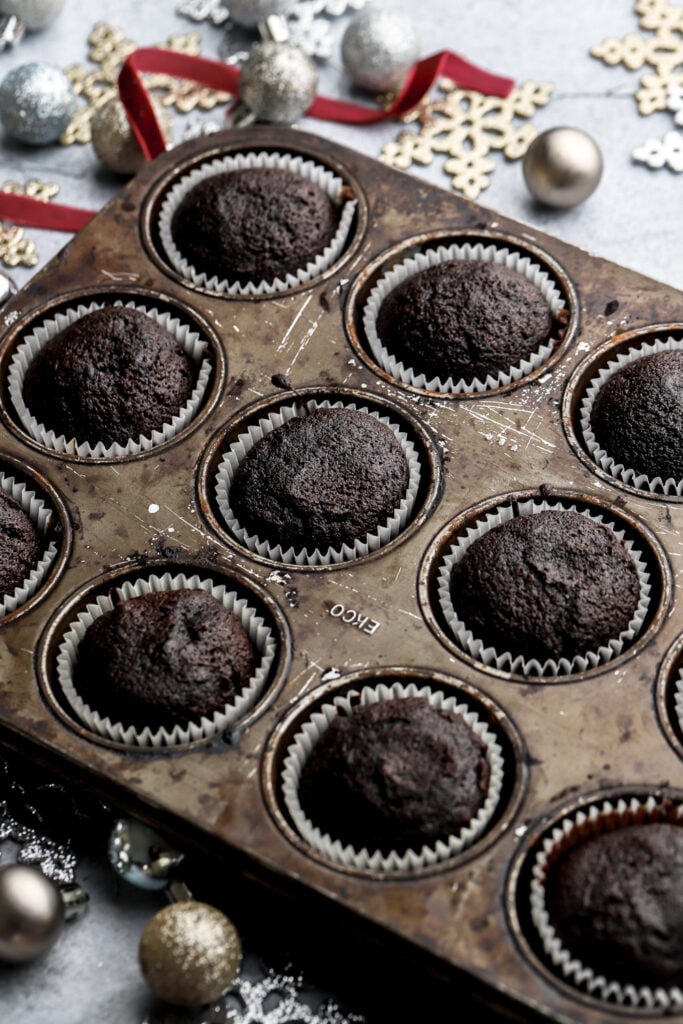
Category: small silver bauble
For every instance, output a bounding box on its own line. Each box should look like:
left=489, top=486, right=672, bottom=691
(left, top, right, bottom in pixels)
left=0, top=864, right=64, bottom=963
left=228, top=0, right=292, bottom=27
left=139, top=901, right=242, bottom=1006
left=341, top=8, right=420, bottom=93
left=91, top=96, right=172, bottom=176
left=523, top=127, right=603, bottom=209
left=108, top=818, right=184, bottom=891
left=0, top=0, right=64, bottom=31
left=0, top=62, right=76, bottom=145
left=240, top=41, right=318, bottom=124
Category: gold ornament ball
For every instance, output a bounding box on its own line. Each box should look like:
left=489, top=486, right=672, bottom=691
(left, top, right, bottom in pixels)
left=0, top=864, right=64, bottom=963
left=91, top=97, right=172, bottom=177
left=523, top=127, right=603, bottom=209
left=139, top=901, right=241, bottom=1007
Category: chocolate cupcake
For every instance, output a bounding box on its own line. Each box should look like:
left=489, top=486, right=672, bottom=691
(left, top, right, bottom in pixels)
left=159, top=152, right=357, bottom=296
left=22, top=307, right=193, bottom=448
left=73, top=589, right=255, bottom=732
left=0, top=488, right=42, bottom=598
left=0, top=472, right=59, bottom=618
left=546, top=823, right=683, bottom=987
left=529, top=796, right=683, bottom=1009
left=363, top=243, right=565, bottom=394
left=171, top=168, right=340, bottom=286
left=438, top=501, right=649, bottom=675
left=298, top=696, right=490, bottom=855
left=376, top=260, right=553, bottom=383
left=9, top=301, right=212, bottom=459
left=57, top=573, right=277, bottom=747
left=581, top=340, right=683, bottom=495
left=282, top=683, right=504, bottom=871
left=215, top=400, right=421, bottom=566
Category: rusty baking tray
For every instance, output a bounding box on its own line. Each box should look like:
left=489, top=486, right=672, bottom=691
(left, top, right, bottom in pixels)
left=0, top=124, right=682, bottom=1023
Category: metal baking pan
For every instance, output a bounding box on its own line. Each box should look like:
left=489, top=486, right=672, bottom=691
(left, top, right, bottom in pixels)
left=0, top=124, right=682, bottom=1023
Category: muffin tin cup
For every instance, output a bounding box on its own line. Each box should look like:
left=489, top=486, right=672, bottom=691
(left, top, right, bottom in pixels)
left=579, top=335, right=683, bottom=497
left=158, top=150, right=358, bottom=297
left=0, top=470, right=58, bottom=618
left=280, top=680, right=505, bottom=874
left=361, top=241, right=566, bottom=395
left=214, top=398, right=422, bottom=567
left=436, top=498, right=651, bottom=678
left=528, top=794, right=683, bottom=1011
left=8, top=299, right=213, bottom=459
left=55, top=571, right=277, bottom=748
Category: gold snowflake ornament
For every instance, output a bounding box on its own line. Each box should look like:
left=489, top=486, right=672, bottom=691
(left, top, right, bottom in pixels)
left=381, top=78, right=553, bottom=200
left=0, top=180, right=60, bottom=268
left=62, top=22, right=233, bottom=146
left=592, top=0, right=683, bottom=115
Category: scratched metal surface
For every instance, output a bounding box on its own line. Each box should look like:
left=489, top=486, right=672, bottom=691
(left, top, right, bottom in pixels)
left=0, top=125, right=682, bottom=1023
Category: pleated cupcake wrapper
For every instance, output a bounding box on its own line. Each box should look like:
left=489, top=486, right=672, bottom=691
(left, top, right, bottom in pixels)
left=0, top=471, right=57, bottom=618
left=56, top=571, right=276, bottom=748
left=437, top=498, right=651, bottom=677
left=673, top=668, right=683, bottom=738
left=215, top=399, right=421, bottom=567
left=362, top=242, right=565, bottom=394
left=158, top=150, right=357, bottom=297
left=281, top=681, right=505, bottom=874
left=529, top=795, right=683, bottom=1010
left=580, top=335, right=683, bottom=496
left=8, top=300, right=212, bottom=459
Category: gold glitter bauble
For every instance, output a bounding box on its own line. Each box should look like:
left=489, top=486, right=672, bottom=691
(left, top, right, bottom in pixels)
left=91, top=96, right=172, bottom=176
left=139, top=901, right=241, bottom=1007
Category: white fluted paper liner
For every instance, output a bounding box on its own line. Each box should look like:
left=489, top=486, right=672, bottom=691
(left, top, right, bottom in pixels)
left=580, top=335, right=683, bottom=496
left=0, top=471, right=58, bottom=617
left=158, top=150, right=357, bottom=297
left=215, top=399, right=421, bottom=567
left=529, top=795, right=683, bottom=1010
left=56, top=571, right=276, bottom=748
left=8, top=299, right=212, bottom=459
left=281, top=681, right=505, bottom=873
left=362, top=242, right=565, bottom=394
left=437, top=499, right=651, bottom=677
left=674, top=668, right=683, bottom=737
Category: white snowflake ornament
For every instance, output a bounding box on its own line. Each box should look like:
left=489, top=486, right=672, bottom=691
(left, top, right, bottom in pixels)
left=633, top=129, right=683, bottom=171
left=667, top=82, right=683, bottom=124
left=176, top=0, right=230, bottom=25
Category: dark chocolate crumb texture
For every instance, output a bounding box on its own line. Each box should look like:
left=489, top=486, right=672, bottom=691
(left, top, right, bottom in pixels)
left=449, top=509, right=641, bottom=662
left=229, top=406, right=410, bottom=553
left=298, top=696, right=491, bottom=855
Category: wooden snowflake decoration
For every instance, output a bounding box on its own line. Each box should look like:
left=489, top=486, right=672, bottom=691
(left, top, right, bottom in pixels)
left=61, top=22, right=232, bottom=146
left=0, top=180, right=60, bottom=268
left=591, top=0, right=683, bottom=115
left=380, top=78, right=553, bottom=200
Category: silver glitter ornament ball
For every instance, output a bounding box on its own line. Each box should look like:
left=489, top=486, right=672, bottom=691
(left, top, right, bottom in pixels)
left=91, top=97, right=173, bottom=176
left=139, top=901, right=242, bottom=1006
left=341, top=8, right=420, bottom=93
left=0, top=864, right=64, bottom=963
left=240, top=41, right=318, bottom=124
left=523, top=127, right=603, bottom=209
left=0, top=62, right=76, bottom=145
left=228, top=0, right=293, bottom=27
left=0, top=0, right=64, bottom=31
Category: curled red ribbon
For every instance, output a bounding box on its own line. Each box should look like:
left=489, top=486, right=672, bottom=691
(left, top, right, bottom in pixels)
left=118, top=46, right=515, bottom=160
left=0, top=46, right=514, bottom=233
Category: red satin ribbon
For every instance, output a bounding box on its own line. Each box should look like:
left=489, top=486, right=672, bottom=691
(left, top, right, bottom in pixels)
left=0, top=46, right=514, bottom=233
left=118, top=47, right=515, bottom=160
left=0, top=192, right=95, bottom=230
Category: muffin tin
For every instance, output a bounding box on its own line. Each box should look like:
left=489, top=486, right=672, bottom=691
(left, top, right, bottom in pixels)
left=1, top=125, right=682, bottom=1022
